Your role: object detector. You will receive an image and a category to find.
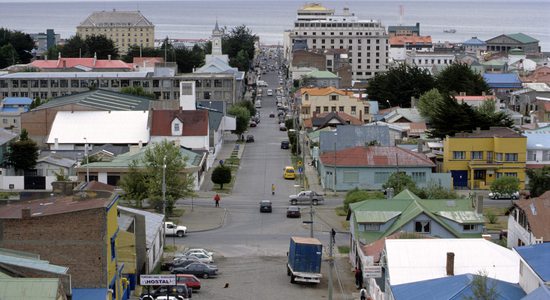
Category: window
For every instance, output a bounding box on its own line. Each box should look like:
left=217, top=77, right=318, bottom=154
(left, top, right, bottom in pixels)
left=315, top=106, right=321, bottom=113
left=453, top=151, right=465, bottom=159
left=463, top=224, right=476, bottom=231
left=504, top=172, right=517, bottom=177
left=343, top=171, right=359, bottom=183
left=496, top=153, right=503, bottom=161
left=361, top=223, right=380, bottom=231
left=110, top=237, right=116, bottom=260
left=330, top=95, right=338, bottom=101
left=339, top=106, right=344, bottom=112
left=505, top=153, right=518, bottom=161
left=471, top=151, right=483, bottom=160
left=527, top=150, right=536, bottom=161
left=331, top=106, right=337, bottom=112
left=323, top=106, right=329, bottom=112
left=474, top=170, right=485, bottom=180
left=351, top=106, right=356, bottom=115
left=414, top=221, right=430, bottom=233
left=174, top=123, right=180, bottom=132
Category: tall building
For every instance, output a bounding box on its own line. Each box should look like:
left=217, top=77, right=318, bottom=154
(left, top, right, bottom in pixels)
left=77, top=9, right=155, bottom=55
left=288, top=3, right=389, bottom=81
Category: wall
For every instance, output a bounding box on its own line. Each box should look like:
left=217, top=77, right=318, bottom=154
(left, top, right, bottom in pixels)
left=0, top=175, right=64, bottom=191
left=507, top=210, right=536, bottom=248
left=398, top=212, right=458, bottom=238
left=518, top=259, right=543, bottom=293
left=0, top=207, right=107, bottom=288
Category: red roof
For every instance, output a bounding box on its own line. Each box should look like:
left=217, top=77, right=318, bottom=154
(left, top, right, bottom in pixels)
left=30, top=58, right=131, bottom=70
left=513, top=191, right=550, bottom=242
left=0, top=196, right=111, bottom=219
left=133, top=57, right=164, bottom=68
left=389, top=35, right=432, bottom=46
left=455, top=95, right=497, bottom=102
left=544, top=102, right=550, bottom=112
left=150, top=109, right=208, bottom=136
left=320, top=146, right=435, bottom=167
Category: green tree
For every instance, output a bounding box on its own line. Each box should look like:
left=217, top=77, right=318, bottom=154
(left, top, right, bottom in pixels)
left=119, top=160, right=148, bottom=208
left=490, top=176, right=520, bottom=196
left=343, top=188, right=384, bottom=212
left=4, top=129, right=39, bottom=173
left=367, top=63, right=435, bottom=108
left=30, top=96, right=42, bottom=109
left=222, top=25, right=256, bottom=71
left=417, top=182, right=458, bottom=199
left=382, top=172, right=418, bottom=194
left=417, top=88, right=445, bottom=120
left=120, top=86, right=155, bottom=99
left=526, top=166, right=550, bottom=197
left=61, top=35, right=86, bottom=58
left=230, top=49, right=251, bottom=72
left=0, top=28, right=34, bottom=68
left=228, top=105, right=250, bottom=140
left=143, top=140, right=194, bottom=215
left=211, top=165, right=232, bottom=189
left=464, top=271, right=499, bottom=300
left=84, top=35, right=119, bottom=59
left=238, top=100, right=256, bottom=118
left=45, top=45, right=62, bottom=60
left=436, top=63, right=489, bottom=96
left=122, top=46, right=160, bottom=63
left=0, top=43, right=18, bottom=69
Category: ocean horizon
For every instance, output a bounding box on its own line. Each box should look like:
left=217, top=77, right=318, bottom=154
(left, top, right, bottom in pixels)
left=0, top=0, right=549, bottom=50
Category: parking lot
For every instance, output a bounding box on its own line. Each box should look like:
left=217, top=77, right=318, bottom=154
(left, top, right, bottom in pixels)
left=187, top=255, right=356, bottom=300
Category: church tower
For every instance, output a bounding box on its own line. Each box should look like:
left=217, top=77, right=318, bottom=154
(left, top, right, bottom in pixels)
left=212, top=20, right=223, bottom=56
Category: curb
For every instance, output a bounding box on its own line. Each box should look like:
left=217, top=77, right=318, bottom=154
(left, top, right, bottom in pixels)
left=187, top=208, right=228, bottom=233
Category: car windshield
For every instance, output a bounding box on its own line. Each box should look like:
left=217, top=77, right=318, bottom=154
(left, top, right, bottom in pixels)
left=288, top=207, right=299, bottom=211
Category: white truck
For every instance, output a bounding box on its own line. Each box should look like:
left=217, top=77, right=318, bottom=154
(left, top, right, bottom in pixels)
left=164, top=221, right=187, bottom=237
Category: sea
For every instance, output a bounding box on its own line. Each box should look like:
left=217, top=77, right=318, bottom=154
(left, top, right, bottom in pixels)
left=0, top=0, right=549, bottom=51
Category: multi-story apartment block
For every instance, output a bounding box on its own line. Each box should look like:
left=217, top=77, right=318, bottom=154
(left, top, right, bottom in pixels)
left=77, top=10, right=155, bottom=55
left=288, top=3, right=389, bottom=81
left=442, top=127, right=527, bottom=190
left=300, top=87, right=370, bottom=123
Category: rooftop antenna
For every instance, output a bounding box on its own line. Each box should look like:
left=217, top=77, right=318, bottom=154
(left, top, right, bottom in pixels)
left=399, top=5, right=404, bottom=25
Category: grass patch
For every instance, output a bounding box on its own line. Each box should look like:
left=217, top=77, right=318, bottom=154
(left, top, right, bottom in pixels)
left=338, top=246, right=350, bottom=254
left=170, top=208, right=185, bottom=218
left=335, top=206, right=347, bottom=216
left=164, top=245, right=177, bottom=253
left=483, top=206, right=509, bottom=232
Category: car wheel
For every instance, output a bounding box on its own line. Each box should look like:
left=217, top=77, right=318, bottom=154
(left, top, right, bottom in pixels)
left=290, top=274, right=296, bottom=283
left=177, top=231, right=185, bottom=237
left=202, top=273, right=209, bottom=279
left=140, top=295, right=154, bottom=300
left=291, top=200, right=297, bottom=205
left=312, top=199, right=318, bottom=206
left=287, top=267, right=291, bottom=276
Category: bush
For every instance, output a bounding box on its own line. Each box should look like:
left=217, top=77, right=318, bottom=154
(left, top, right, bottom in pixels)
left=343, top=188, right=383, bottom=212
left=485, top=211, right=498, bottom=224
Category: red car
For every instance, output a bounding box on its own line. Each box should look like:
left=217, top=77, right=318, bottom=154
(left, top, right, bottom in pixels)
left=176, top=274, right=201, bottom=291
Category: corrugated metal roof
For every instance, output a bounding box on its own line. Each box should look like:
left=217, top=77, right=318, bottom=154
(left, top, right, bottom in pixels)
left=0, top=129, right=17, bottom=145
left=119, top=206, right=164, bottom=249
left=524, top=131, right=550, bottom=149
left=46, top=111, right=150, bottom=144
left=354, top=211, right=401, bottom=223
left=391, top=273, right=525, bottom=300
left=0, top=252, right=68, bottom=274
left=36, top=89, right=150, bottom=111
left=2, top=97, right=33, bottom=105
left=506, top=33, right=539, bottom=44
left=522, top=285, right=550, bottom=299
left=514, top=242, right=550, bottom=282
left=436, top=211, right=485, bottom=224
left=0, top=278, right=62, bottom=300
left=386, top=239, right=520, bottom=285
left=0, top=71, right=148, bottom=79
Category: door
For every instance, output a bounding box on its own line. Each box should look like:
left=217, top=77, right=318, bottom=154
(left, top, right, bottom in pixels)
left=450, top=170, right=468, bottom=188
left=24, top=176, right=46, bottom=190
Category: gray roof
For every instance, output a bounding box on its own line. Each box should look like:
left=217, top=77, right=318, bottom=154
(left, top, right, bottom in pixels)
left=384, top=108, right=424, bottom=123
left=118, top=206, right=164, bottom=249
left=198, top=100, right=226, bottom=114
left=35, top=89, right=150, bottom=111
left=0, top=248, right=68, bottom=275
left=319, top=125, right=391, bottom=153
left=37, top=155, right=76, bottom=168
left=0, top=129, right=17, bottom=145
left=524, top=130, right=550, bottom=150
left=79, top=10, right=154, bottom=27
left=0, top=71, right=149, bottom=79
left=207, top=110, right=223, bottom=131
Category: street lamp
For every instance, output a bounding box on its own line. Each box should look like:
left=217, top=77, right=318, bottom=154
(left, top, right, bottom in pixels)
left=162, top=155, right=167, bottom=217
left=83, top=137, right=89, bottom=183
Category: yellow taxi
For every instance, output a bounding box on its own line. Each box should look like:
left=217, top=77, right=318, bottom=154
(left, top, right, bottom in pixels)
left=283, top=166, right=296, bottom=179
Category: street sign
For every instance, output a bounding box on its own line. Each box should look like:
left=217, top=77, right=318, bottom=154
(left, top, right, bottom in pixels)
left=297, top=161, right=303, bottom=166
left=364, top=266, right=382, bottom=278
left=298, top=167, right=303, bottom=174
left=140, top=275, right=176, bottom=286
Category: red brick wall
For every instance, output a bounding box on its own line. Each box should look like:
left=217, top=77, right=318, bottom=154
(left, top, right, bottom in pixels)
left=0, top=207, right=107, bottom=288
left=292, top=51, right=326, bottom=70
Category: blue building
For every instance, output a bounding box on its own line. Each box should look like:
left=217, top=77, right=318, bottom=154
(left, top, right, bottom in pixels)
left=0, top=97, right=32, bottom=132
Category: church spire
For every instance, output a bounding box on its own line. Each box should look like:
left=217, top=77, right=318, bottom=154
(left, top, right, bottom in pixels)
left=212, top=20, right=223, bottom=56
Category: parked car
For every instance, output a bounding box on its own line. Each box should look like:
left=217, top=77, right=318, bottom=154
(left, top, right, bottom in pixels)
left=488, top=191, right=520, bottom=200
left=176, top=274, right=201, bottom=291
left=289, top=191, right=325, bottom=205
left=183, top=248, right=214, bottom=257
left=246, top=135, right=255, bottom=143
left=283, top=166, right=296, bottom=179
left=170, top=257, right=201, bottom=271
left=286, top=206, right=301, bottom=218
left=186, top=252, right=214, bottom=264
left=140, top=284, right=192, bottom=300
left=249, top=120, right=257, bottom=127
left=269, top=111, right=275, bottom=118
left=171, top=262, right=218, bottom=279
left=279, top=123, right=287, bottom=131
left=280, top=140, right=290, bottom=149
left=260, top=200, right=273, bottom=213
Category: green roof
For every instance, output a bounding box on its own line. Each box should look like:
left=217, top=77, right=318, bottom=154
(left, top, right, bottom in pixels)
left=349, top=189, right=484, bottom=243
left=507, top=33, right=539, bottom=44
left=307, top=70, right=339, bottom=79
left=0, top=278, right=62, bottom=299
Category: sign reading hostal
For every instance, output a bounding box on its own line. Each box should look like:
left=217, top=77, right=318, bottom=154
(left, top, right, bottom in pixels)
left=364, top=266, right=382, bottom=278
left=140, top=274, right=176, bottom=286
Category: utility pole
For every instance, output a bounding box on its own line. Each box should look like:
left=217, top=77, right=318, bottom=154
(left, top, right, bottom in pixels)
left=83, top=137, right=89, bottom=183
left=328, top=228, right=335, bottom=300
left=309, top=191, right=314, bottom=238
left=162, top=155, right=167, bottom=217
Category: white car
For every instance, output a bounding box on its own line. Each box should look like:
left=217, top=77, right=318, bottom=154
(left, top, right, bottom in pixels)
left=184, top=248, right=214, bottom=257
left=186, top=252, right=214, bottom=264
left=488, top=191, right=520, bottom=200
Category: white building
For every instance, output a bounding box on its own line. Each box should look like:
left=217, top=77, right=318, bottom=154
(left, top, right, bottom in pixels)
left=405, top=51, right=455, bottom=75
left=287, top=3, right=389, bottom=81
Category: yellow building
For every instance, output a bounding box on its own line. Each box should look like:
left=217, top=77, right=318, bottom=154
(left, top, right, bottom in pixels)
left=300, top=87, right=371, bottom=123
left=443, top=127, right=526, bottom=190
left=77, top=10, right=155, bottom=55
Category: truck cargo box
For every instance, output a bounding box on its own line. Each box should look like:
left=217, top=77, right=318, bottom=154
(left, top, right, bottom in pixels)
left=288, top=237, right=322, bottom=274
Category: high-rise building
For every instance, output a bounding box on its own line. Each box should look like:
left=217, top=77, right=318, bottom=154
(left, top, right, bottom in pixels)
left=287, top=3, right=389, bottom=81
left=77, top=9, right=155, bottom=55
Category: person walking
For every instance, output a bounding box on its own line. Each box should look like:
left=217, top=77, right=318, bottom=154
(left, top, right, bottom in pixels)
left=354, top=267, right=363, bottom=289
left=214, top=193, right=220, bottom=207
left=272, top=184, right=276, bottom=195
left=359, top=287, right=367, bottom=300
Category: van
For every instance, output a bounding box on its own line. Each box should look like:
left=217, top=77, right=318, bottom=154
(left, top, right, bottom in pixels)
left=255, top=100, right=262, bottom=108
left=283, top=166, right=296, bottom=179
left=267, top=89, right=273, bottom=96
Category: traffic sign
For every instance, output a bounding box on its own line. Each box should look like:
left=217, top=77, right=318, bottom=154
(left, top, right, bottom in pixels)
left=298, top=167, right=303, bottom=174
left=297, top=161, right=303, bottom=166
left=140, top=275, right=176, bottom=286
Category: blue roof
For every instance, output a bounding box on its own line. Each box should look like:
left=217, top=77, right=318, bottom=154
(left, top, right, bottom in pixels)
left=0, top=107, right=29, bottom=113
left=522, top=285, right=550, bottom=299
left=463, top=37, right=486, bottom=46
left=2, top=97, right=32, bottom=105
left=483, top=73, right=522, bottom=89
left=524, top=131, right=550, bottom=149
left=391, top=273, right=526, bottom=300
left=515, top=243, right=550, bottom=282
left=72, top=288, right=108, bottom=300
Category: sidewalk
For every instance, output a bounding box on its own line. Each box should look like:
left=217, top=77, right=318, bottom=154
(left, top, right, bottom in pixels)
left=177, top=205, right=227, bottom=233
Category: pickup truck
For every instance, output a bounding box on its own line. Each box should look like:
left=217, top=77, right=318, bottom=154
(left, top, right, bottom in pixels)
left=289, top=191, right=324, bottom=206
left=164, top=221, right=187, bottom=237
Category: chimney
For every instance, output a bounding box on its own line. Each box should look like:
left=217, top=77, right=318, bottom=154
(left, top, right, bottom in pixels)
left=446, top=252, right=455, bottom=276
left=54, top=138, right=59, bottom=150
left=62, top=60, right=66, bottom=69
left=475, top=127, right=481, bottom=134
left=44, top=55, right=47, bottom=60
left=58, top=52, right=61, bottom=60
left=343, top=7, right=350, bottom=16
left=21, top=208, right=31, bottom=219
left=476, top=195, right=483, bottom=214
left=108, top=54, right=111, bottom=61
left=93, top=52, right=97, bottom=65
